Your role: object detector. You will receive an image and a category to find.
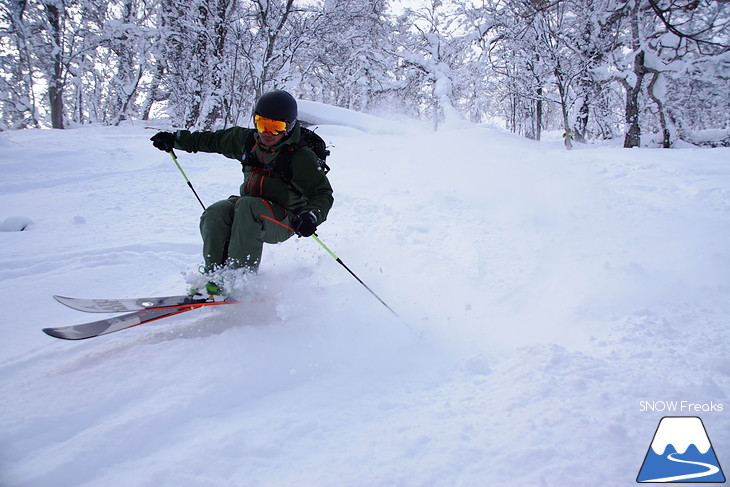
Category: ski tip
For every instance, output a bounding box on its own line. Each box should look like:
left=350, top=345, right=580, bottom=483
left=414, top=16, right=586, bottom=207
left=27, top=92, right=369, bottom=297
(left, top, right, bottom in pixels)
left=52, top=295, right=85, bottom=313
left=52, top=295, right=72, bottom=305
left=42, top=327, right=80, bottom=340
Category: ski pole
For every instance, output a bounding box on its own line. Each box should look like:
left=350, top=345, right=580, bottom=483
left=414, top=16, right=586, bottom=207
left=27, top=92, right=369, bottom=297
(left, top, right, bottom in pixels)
left=168, top=150, right=206, bottom=210
left=260, top=215, right=400, bottom=318
left=310, top=233, right=400, bottom=318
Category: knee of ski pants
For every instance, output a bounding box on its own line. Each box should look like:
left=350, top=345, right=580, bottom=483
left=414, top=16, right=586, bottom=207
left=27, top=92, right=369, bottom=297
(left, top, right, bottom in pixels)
left=232, top=196, right=295, bottom=243
left=233, top=195, right=257, bottom=214
left=233, top=196, right=277, bottom=222
left=200, top=198, right=235, bottom=233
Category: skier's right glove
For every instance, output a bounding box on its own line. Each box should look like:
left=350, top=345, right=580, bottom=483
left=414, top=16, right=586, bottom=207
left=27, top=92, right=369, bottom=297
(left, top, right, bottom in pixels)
left=150, top=131, right=176, bottom=152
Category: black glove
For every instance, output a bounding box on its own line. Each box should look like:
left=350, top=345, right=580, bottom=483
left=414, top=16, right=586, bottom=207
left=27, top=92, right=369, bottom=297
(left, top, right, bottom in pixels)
left=150, top=131, right=176, bottom=152
left=291, top=211, right=317, bottom=237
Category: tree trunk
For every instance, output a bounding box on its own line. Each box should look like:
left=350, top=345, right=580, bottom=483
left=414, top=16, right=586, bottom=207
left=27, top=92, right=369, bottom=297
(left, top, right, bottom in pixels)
left=185, top=3, right=209, bottom=128
left=535, top=86, right=543, bottom=141
left=573, top=90, right=589, bottom=143
left=44, top=2, right=64, bottom=129
left=647, top=71, right=672, bottom=148
left=554, top=66, right=573, bottom=150
left=140, top=62, right=166, bottom=121
left=202, top=0, right=231, bottom=129
left=623, top=50, right=645, bottom=148
left=623, top=3, right=645, bottom=149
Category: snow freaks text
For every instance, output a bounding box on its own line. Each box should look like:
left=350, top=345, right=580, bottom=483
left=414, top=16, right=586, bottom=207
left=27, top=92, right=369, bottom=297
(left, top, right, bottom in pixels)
left=639, top=401, right=724, bottom=413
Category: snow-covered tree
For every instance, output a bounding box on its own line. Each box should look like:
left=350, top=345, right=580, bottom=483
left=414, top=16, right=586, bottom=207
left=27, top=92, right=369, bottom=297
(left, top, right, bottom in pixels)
left=605, top=0, right=729, bottom=147
left=297, top=0, right=394, bottom=115
left=391, top=0, right=467, bottom=129
left=155, top=0, right=237, bottom=129
left=0, top=0, right=727, bottom=146
left=0, top=0, right=41, bottom=129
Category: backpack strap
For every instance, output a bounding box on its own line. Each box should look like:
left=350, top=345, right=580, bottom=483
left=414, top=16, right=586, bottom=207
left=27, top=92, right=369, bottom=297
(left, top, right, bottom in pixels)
left=240, top=131, right=261, bottom=169
left=240, top=131, right=305, bottom=195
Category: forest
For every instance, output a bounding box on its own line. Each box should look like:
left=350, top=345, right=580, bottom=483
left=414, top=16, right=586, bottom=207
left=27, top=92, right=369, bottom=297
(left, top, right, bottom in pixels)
left=2, top=0, right=729, bottom=148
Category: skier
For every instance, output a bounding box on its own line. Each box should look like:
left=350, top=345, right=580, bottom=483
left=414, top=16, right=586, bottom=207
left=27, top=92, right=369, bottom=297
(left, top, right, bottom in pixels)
left=150, top=90, right=334, bottom=296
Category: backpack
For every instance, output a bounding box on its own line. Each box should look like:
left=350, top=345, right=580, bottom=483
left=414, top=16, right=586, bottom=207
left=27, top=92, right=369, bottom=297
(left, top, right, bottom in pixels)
left=241, top=126, right=330, bottom=182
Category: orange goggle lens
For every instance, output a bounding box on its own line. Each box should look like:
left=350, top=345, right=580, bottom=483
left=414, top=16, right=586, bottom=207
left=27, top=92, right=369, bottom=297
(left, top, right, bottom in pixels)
left=254, top=115, right=289, bottom=135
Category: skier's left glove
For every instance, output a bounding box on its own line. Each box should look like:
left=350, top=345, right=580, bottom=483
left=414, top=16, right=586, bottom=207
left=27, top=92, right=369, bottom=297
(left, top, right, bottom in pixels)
left=291, top=211, right=317, bottom=237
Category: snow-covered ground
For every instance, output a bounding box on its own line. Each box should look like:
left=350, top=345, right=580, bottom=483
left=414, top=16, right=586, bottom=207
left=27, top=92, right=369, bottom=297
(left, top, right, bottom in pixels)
left=1, top=104, right=729, bottom=486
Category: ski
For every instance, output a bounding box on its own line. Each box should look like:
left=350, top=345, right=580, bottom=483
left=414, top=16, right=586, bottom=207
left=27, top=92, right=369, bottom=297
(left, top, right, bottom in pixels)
left=53, top=294, right=229, bottom=313
left=43, top=300, right=235, bottom=340
left=43, top=306, right=194, bottom=340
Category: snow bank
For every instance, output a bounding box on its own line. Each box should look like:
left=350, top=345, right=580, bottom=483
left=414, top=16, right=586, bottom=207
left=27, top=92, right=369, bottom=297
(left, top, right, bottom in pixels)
left=297, top=99, right=412, bottom=134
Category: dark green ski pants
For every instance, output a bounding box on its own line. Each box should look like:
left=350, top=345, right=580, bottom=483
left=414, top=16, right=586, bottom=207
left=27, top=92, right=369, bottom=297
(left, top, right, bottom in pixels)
left=199, top=196, right=294, bottom=272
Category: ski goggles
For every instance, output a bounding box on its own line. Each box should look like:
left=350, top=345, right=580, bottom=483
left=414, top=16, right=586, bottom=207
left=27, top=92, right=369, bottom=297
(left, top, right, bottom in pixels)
left=254, top=114, right=290, bottom=135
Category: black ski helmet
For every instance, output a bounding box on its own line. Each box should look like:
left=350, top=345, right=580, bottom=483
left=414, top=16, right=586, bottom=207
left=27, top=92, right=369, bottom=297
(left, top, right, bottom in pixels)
left=254, top=90, right=298, bottom=123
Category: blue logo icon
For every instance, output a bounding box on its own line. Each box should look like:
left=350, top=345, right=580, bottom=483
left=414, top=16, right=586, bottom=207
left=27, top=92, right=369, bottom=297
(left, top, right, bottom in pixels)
left=637, top=416, right=726, bottom=483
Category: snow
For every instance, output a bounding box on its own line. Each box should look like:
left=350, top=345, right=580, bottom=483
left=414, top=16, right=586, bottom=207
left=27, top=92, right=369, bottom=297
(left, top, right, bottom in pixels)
left=1, top=104, right=730, bottom=486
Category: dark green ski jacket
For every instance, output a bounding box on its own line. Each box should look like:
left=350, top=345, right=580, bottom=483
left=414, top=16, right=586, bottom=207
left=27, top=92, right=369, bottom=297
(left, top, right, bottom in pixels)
left=174, top=123, right=333, bottom=224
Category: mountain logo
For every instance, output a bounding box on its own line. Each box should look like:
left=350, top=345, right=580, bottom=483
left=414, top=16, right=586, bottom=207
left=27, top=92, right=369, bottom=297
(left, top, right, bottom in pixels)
left=637, top=416, right=726, bottom=483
